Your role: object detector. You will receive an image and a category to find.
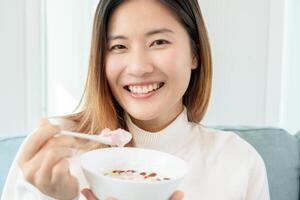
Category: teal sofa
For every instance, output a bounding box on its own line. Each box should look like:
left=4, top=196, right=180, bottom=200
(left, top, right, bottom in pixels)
left=1, top=127, right=300, bottom=199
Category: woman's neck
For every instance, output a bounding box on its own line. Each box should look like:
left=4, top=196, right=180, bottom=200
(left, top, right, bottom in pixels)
left=130, top=104, right=184, bottom=132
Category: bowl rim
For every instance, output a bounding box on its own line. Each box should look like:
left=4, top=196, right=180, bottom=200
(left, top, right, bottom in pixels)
left=80, top=147, right=189, bottom=184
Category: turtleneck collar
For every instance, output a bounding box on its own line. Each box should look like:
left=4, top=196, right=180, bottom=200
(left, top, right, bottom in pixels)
left=125, top=107, right=194, bottom=154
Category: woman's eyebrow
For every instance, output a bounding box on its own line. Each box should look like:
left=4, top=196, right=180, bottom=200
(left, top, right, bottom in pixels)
left=107, top=28, right=174, bottom=41
left=145, top=28, right=175, bottom=37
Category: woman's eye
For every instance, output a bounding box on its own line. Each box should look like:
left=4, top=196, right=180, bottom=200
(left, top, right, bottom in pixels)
left=110, top=45, right=126, bottom=51
left=151, top=40, right=170, bottom=47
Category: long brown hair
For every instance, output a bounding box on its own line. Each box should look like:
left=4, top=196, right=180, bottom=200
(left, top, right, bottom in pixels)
left=65, top=0, right=212, bottom=146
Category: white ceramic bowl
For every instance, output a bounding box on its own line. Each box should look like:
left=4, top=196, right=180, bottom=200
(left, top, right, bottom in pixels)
left=80, top=147, right=188, bottom=200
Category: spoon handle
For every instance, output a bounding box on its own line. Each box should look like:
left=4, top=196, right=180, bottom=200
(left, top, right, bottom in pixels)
left=60, top=130, right=105, bottom=143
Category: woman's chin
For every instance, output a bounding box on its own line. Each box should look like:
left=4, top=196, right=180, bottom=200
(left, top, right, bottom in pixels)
left=126, top=106, right=161, bottom=121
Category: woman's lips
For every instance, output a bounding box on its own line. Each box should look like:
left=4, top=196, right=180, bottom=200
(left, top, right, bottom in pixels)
left=123, top=82, right=165, bottom=99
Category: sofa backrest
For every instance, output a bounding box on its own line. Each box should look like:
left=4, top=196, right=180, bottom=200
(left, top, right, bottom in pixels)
left=0, top=135, right=25, bottom=196
left=218, top=127, right=300, bottom=200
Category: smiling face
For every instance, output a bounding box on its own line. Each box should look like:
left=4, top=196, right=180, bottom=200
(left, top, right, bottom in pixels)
left=105, top=0, right=198, bottom=131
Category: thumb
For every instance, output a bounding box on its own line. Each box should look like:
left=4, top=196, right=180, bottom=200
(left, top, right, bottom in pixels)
left=170, top=190, right=185, bottom=200
left=81, top=188, right=97, bottom=200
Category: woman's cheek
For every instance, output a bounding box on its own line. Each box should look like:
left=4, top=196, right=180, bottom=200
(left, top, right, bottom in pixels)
left=152, top=48, right=180, bottom=70
left=105, top=55, right=125, bottom=81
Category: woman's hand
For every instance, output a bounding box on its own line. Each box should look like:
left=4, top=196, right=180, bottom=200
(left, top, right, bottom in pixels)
left=18, top=119, right=80, bottom=200
left=81, top=188, right=184, bottom=200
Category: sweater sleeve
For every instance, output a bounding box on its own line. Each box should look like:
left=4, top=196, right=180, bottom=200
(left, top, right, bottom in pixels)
left=245, top=153, right=270, bottom=200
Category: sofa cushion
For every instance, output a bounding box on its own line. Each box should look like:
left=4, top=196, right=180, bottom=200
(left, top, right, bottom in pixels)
left=217, top=126, right=300, bottom=200
left=0, top=135, right=25, bottom=196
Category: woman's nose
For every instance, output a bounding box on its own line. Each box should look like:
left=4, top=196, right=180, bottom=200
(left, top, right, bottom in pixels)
left=126, top=49, right=154, bottom=77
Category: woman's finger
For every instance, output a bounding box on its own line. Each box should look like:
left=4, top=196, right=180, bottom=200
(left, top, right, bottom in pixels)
left=18, top=120, right=60, bottom=164
left=50, top=159, right=73, bottom=185
left=46, top=159, right=79, bottom=199
left=39, top=118, right=49, bottom=126
left=81, top=188, right=97, bottom=200
left=106, top=197, right=117, bottom=200
left=44, top=135, right=79, bottom=149
left=36, top=147, right=73, bottom=183
left=170, top=190, right=184, bottom=200
left=21, top=147, right=72, bottom=185
left=81, top=188, right=181, bottom=200
left=21, top=136, right=77, bottom=182
left=81, top=188, right=118, bottom=200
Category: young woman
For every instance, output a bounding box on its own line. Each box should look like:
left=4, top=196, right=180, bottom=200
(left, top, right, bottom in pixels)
left=2, top=0, right=270, bottom=199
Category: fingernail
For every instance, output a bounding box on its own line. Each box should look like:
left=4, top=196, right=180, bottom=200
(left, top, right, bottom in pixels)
left=81, top=188, right=92, bottom=198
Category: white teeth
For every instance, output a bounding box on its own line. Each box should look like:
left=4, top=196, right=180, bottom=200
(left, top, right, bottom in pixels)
left=137, top=87, right=142, bottom=93
left=148, top=85, right=153, bottom=91
left=128, top=83, right=162, bottom=94
left=142, top=87, right=147, bottom=93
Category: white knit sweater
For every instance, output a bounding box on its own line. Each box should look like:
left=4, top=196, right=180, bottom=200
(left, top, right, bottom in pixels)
left=1, top=108, right=270, bottom=200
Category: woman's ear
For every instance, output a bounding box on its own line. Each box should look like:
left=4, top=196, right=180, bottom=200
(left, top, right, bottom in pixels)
left=191, top=55, right=198, bottom=69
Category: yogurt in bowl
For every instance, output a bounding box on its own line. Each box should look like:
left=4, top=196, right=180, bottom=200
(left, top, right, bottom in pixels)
left=103, top=169, right=171, bottom=181
left=80, top=147, right=188, bottom=200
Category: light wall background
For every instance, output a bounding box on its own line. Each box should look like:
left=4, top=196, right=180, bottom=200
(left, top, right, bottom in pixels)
left=0, top=0, right=26, bottom=134
left=0, top=0, right=299, bottom=135
left=282, top=0, right=300, bottom=135
left=200, top=0, right=272, bottom=126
